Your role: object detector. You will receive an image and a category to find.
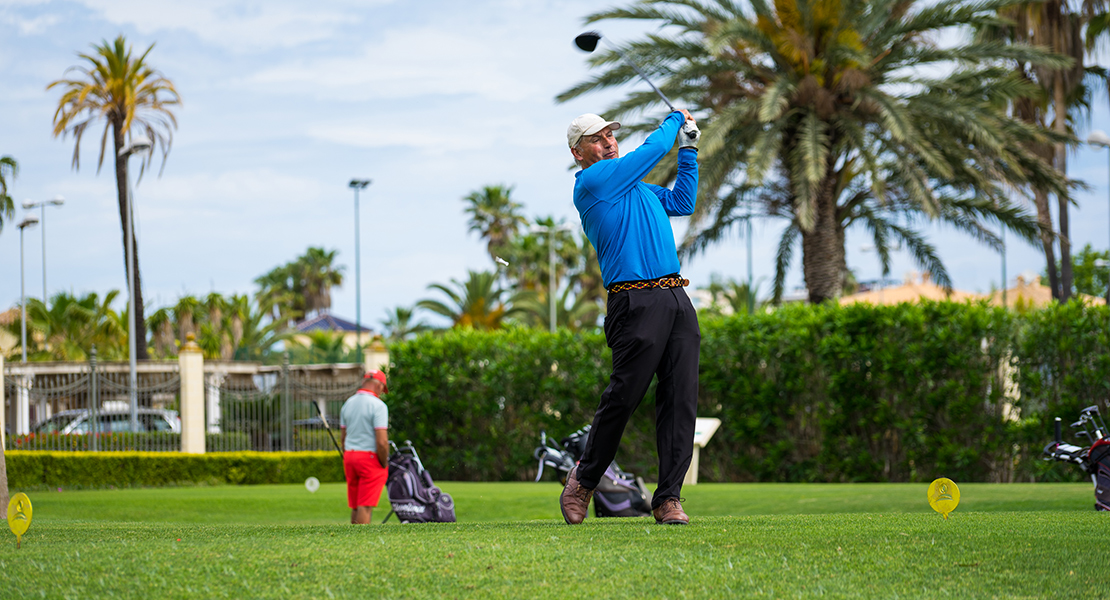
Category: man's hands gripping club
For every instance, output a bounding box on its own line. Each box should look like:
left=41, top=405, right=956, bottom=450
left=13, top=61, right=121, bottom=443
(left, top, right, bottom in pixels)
left=676, top=109, right=700, bottom=150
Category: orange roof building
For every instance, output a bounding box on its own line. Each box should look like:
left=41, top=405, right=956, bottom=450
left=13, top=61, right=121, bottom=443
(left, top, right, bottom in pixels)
left=839, top=272, right=984, bottom=306
left=987, top=275, right=1106, bottom=308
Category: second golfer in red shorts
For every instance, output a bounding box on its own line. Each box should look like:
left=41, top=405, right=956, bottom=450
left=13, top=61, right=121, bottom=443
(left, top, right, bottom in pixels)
left=340, top=370, right=390, bottom=524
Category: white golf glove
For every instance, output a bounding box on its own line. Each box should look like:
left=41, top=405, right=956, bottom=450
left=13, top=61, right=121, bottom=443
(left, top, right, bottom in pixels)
left=679, top=120, right=700, bottom=149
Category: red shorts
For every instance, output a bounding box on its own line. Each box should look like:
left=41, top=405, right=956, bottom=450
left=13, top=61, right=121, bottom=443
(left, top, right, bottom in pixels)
left=344, top=450, right=388, bottom=508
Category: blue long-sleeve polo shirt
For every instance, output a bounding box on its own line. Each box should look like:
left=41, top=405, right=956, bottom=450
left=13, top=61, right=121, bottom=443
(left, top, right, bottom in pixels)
left=572, top=111, right=699, bottom=288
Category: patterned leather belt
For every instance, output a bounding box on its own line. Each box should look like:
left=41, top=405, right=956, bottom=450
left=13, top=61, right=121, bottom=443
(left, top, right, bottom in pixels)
left=607, top=276, right=691, bottom=294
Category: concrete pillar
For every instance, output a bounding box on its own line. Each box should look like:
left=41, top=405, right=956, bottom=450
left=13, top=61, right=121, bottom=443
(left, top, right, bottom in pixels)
left=205, top=372, right=225, bottom=434
left=15, top=376, right=30, bottom=435
left=365, top=336, right=389, bottom=373
left=178, top=333, right=205, bottom=454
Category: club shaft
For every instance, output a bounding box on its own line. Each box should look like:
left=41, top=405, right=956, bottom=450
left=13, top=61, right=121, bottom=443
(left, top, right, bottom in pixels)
left=313, top=401, right=344, bottom=460
left=610, top=45, right=675, bottom=111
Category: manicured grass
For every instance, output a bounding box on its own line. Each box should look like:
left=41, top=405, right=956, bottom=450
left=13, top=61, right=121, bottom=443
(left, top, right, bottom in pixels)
left=21, top=481, right=1098, bottom=524
left=1, top=482, right=1104, bottom=598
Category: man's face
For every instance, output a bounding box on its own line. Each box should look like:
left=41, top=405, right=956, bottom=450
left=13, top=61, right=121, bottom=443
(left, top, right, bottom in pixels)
left=572, top=126, right=619, bottom=169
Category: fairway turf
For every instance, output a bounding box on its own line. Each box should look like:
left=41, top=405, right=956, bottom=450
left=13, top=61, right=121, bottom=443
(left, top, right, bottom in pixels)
left=1, top=483, right=1105, bottom=598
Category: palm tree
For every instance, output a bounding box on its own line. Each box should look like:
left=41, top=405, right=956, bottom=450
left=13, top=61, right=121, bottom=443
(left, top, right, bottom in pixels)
left=499, top=216, right=581, bottom=292
left=287, top=330, right=352, bottom=364
left=254, top=248, right=344, bottom=325
left=232, top=297, right=288, bottom=361
left=48, top=35, right=180, bottom=358
left=295, top=247, right=344, bottom=317
left=699, top=274, right=762, bottom=316
left=982, top=0, right=1107, bottom=302
left=7, top=291, right=126, bottom=360
left=417, top=270, right=528, bottom=330
left=516, top=286, right=603, bottom=331
left=559, top=0, right=1067, bottom=303
left=0, top=155, right=16, bottom=233
left=255, top=263, right=301, bottom=327
left=379, top=306, right=431, bottom=342
left=464, top=185, right=528, bottom=260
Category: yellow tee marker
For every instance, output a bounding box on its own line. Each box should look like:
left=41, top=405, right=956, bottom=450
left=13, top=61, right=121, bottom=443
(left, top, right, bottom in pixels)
left=927, top=478, right=960, bottom=519
left=7, top=493, right=33, bottom=549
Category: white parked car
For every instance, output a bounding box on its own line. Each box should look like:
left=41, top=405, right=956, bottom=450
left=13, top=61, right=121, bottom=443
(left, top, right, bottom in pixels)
left=32, top=408, right=182, bottom=434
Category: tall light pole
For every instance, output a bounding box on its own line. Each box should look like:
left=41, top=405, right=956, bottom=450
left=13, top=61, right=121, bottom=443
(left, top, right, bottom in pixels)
left=531, top=224, right=575, bottom=332
left=349, top=179, right=371, bottom=364
left=18, top=216, right=40, bottom=363
left=22, top=196, right=65, bottom=303
left=119, top=138, right=152, bottom=433
left=1089, top=130, right=1110, bottom=304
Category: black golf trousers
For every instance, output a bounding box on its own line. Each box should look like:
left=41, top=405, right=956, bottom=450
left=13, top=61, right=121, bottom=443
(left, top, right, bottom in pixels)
left=576, top=285, right=700, bottom=509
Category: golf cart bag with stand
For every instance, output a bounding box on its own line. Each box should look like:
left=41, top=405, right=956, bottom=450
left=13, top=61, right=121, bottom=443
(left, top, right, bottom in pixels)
left=1042, top=404, right=1110, bottom=511
left=533, top=424, right=653, bottom=518
left=381, top=440, right=457, bottom=524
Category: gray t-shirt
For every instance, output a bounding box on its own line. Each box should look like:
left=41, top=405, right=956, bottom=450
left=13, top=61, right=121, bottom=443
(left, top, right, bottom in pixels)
left=340, top=391, right=388, bottom=452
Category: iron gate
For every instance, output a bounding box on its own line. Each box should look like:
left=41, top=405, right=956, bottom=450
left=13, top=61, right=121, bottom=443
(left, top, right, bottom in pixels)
left=3, top=349, right=182, bottom=452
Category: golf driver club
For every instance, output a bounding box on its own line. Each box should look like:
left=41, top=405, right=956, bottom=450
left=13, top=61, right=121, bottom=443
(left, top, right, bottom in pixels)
left=574, top=31, right=676, bottom=112
left=312, top=400, right=345, bottom=461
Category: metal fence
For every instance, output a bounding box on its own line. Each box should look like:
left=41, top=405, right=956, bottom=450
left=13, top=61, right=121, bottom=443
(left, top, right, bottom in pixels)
left=205, top=358, right=362, bottom=452
left=3, top=353, right=364, bottom=453
left=3, top=350, right=182, bottom=451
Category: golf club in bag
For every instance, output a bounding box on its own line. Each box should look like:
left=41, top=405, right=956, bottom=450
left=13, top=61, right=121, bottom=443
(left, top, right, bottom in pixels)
left=1043, top=404, right=1110, bottom=511
left=574, top=31, right=700, bottom=147
left=533, top=424, right=653, bottom=518
left=380, top=440, right=456, bottom=524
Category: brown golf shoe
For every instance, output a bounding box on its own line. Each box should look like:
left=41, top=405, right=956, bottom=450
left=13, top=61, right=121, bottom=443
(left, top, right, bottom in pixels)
left=560, top=466, right=594, bottom=524
left=653, top=497, right=689, bottom=525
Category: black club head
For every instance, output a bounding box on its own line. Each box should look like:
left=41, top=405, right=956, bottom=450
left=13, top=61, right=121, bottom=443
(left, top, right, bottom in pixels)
left=574, top=31, right=601, bottom=53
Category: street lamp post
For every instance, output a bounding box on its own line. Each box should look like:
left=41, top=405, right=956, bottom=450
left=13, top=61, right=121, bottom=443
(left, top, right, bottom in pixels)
left=1089, top=130, right=1110, bottom=304
left=531, top=224, right=575, bottom=332
left=18, top=216, right=40, bottom=363
left=119, top=138, right=152, bottom=434
left=21, top=196, right=65, bottom=302
left=349, top=179, right=371, bottom=364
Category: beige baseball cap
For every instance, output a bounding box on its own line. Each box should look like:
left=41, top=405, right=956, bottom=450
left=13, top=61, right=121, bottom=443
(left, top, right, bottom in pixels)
left=567, top=113, right=621, bottom=148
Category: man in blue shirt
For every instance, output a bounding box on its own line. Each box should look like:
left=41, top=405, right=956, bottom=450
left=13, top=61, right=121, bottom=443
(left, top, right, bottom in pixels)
left=560, top=110, right=701, bottom=525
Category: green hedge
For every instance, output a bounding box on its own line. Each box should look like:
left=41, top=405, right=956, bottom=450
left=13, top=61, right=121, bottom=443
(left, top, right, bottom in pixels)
left=4, top=451, right=344, bottom=490
left=7, top=302, right=1106, bottom=488
left=6, top=432, right=251, bottom=452
left=382, top=302, right=1110, bottom=484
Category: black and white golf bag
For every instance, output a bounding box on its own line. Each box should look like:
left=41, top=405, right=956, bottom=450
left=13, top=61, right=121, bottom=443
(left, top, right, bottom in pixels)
left=534, top=424, right=653, bottom=518
left=1043, top=404, right=1110, bottom=511
left=382, top=440, right=456, bottom=524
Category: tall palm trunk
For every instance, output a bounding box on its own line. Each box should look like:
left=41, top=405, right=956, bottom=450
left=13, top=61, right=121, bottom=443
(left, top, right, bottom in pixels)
left=113, top=123, right=150, bottom=359
left=1034, top=188, right=1061, bottom=295
left=1054, top=77, right=1073, bottom=302
left=801, top=170, right=845, bottom=303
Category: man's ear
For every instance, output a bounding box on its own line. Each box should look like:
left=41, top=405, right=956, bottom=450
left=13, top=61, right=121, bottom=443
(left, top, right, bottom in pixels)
left=570, top=146, right=583, bottom=162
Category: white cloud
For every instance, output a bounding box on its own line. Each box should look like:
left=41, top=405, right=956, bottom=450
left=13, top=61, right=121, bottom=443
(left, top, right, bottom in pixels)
left=0, top=11, right=57, bottom=35
left=69, top=0, right=393, bottom=52
left=250, top=27, right=540, bottom=102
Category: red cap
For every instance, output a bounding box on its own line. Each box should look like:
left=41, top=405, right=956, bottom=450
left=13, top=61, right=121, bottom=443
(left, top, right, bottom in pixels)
left=363, top=369, right=388, bottom=393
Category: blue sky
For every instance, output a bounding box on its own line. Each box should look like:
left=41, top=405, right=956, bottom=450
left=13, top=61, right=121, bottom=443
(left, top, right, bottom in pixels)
left=1, top=0, right=1108, bottom=332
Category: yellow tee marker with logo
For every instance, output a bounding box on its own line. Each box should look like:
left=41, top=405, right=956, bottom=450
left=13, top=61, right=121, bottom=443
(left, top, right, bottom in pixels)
left=928, top=478, right=960, bottom=519
left=7, top=493, right=33, bottom=548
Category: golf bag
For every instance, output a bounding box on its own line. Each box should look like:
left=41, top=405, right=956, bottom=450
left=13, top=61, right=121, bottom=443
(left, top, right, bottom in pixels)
left=1043, top=404, right=1110, bottom=511
left=533, top=424, right=653, bottom=518
left=381, top=440, right=456, bottom=524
